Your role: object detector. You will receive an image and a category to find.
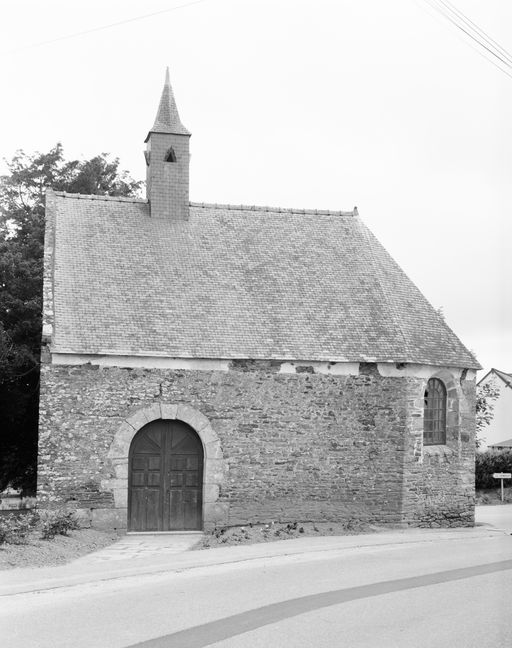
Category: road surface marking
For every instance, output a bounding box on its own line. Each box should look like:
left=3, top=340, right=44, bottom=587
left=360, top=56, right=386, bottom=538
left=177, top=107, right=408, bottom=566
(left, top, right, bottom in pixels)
left=128, top=559, right=512, bottom=648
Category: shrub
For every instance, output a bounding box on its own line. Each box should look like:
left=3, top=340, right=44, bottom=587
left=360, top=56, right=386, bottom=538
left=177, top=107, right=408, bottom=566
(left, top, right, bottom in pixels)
left=40, top=510, right=81, bottom=540
left=475, top=450, right=512, bottom=489
left=0, top=512, right=38, bottom=545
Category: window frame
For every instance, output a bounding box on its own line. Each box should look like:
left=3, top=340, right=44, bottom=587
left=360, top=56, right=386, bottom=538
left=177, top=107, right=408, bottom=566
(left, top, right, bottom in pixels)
left=423, top=377, right=447, bottom=445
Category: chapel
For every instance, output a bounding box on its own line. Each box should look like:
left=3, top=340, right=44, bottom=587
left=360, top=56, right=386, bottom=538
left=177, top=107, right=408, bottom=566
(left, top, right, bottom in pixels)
left=37, top=70, right=480, bottom=531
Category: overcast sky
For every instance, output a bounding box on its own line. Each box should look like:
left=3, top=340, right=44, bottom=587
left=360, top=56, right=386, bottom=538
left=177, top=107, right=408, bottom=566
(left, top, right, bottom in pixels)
left=1, top=0, right=510, bottom=375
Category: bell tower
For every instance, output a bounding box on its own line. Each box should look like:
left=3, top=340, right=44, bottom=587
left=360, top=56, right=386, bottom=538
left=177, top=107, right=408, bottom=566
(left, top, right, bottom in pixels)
left=145, top=68, right=190, bottom=220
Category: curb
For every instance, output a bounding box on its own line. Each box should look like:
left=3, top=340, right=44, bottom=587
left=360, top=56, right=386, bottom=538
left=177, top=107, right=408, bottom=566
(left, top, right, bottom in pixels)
left=0, top=527, right=503, bottom=598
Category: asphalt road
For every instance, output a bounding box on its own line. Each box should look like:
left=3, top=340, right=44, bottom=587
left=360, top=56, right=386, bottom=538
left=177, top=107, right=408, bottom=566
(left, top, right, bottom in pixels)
left=2, top=522, right=511, bottom=648
left=476, top=503, right=512, bottom=532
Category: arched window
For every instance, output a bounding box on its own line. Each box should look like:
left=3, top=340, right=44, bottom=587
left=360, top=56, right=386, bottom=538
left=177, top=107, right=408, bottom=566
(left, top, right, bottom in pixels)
left=165, top=147, right=177, bottom=163
left=424, top=378, right=447, bottom=445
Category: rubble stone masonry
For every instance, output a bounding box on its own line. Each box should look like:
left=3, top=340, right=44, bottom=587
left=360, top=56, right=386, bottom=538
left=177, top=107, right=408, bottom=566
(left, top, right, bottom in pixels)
left=37, top=361, right=476, bottom=530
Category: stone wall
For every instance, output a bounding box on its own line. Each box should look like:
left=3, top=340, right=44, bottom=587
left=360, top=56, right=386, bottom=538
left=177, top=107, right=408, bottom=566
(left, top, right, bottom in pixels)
left=401, top=370, right=476, bottom=526
left=146, top=131, right=189, bottom=221
left=37, top=361, right=475, bottom=529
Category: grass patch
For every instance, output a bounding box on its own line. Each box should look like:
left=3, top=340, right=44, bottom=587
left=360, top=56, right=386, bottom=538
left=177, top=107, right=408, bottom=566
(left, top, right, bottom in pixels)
left=476, top=487, right=512, bottom=505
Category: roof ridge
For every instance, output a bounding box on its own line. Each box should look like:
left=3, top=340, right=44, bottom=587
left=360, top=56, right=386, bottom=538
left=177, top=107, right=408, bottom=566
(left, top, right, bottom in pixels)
left=50, top=193, right=356, bottom=215
left=52, top=191, right=147, bottom=204
left=190, top=202, right=357, bottom=216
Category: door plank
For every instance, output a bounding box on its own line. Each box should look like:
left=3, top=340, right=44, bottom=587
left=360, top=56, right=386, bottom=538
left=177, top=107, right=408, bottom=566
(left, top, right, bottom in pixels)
left=129, top=420, right=204, bottom=532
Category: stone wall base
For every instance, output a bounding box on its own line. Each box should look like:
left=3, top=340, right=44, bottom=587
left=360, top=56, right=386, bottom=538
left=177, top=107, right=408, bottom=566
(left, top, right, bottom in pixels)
left=36, top=498, right=475, bottom=532
left=227, top=499, right=402, bottom=526
left=66, top=508, right=128, bottom=530
left=38, top=500, right=404, bottom=532
left=57, top=503, right=229, bottom=532
left=401, top=501, right=475, bottom=528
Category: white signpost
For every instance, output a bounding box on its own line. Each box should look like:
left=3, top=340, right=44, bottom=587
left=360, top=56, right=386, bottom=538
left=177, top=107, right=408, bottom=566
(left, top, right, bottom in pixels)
left=493, top=472, right=512, bottom=502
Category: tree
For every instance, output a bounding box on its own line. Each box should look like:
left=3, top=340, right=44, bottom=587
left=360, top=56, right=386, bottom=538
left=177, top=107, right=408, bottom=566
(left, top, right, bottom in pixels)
left=0, top=144, right=142, bottom=493
left=475, top=380, right=500, bottom=449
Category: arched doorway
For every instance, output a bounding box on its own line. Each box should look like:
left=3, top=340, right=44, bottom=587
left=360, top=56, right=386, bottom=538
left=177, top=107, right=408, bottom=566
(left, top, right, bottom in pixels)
left=128, top=419, right=203, bottom=532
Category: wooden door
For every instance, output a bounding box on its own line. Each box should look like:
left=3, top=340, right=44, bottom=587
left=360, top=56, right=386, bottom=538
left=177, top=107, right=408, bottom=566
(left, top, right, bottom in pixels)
left=128, top=420, right=203, bottom=532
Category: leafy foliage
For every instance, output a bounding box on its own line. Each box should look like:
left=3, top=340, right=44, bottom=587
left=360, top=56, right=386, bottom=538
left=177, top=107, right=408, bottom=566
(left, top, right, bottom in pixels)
left=475, top=450, right=512, bottom=489
left=40, top=510, right=81, bottom=539
left=0, top=511, right=38, bottom=545
left=0, top=144, right=142, bottom=493
left=0, top=509, right=81, bottom=544
left=475, top=380, right=500, bottom=448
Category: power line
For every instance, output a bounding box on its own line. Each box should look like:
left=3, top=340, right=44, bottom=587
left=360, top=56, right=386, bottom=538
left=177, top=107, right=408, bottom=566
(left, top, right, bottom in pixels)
left=3, top=0, right=211, bottom=54
left=424, top=0, right=512, bottom=69
left=436, top=0, right=512, bottom=66
left=459, top=38, right=512, bottom=81
left=421, top=0, right=512, bottom=80
left=428, top=0, right=512, bottom=69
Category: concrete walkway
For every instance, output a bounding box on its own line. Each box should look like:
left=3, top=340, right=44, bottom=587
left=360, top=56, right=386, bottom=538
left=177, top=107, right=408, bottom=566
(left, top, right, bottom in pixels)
left=0, top=505, right=510, bottom=598
left=74, top=532, right=203, bottom=563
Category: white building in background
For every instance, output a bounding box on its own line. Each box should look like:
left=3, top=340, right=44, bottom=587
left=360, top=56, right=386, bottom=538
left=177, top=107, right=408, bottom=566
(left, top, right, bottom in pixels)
left=477, top=369, right=512, bottom=450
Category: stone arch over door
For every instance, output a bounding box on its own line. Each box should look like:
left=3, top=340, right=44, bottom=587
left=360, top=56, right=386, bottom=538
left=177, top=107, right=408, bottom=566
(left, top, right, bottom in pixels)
left=106, top=403, right=228, bottom=530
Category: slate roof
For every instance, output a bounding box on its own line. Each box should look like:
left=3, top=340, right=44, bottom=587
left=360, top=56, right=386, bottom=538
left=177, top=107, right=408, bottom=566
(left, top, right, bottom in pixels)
left=491, top=369, right=512, bottom=385
left=145, top=67, right=190, bottom=139
left=488, top=438, right=512, bottom=449
left=46, top=191, right=480, bottom=368
left=478, top=368, right=512, bottom=387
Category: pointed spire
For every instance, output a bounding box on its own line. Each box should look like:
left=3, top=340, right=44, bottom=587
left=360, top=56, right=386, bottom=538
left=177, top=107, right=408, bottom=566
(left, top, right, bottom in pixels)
left=146, top=67, right=190, bottom=140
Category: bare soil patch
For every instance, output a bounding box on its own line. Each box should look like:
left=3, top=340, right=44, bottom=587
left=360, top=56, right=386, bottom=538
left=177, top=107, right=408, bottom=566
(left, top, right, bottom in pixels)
left=0, top=528, right=122, bottom=570
left=196, top=520, right=381, bottom=549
